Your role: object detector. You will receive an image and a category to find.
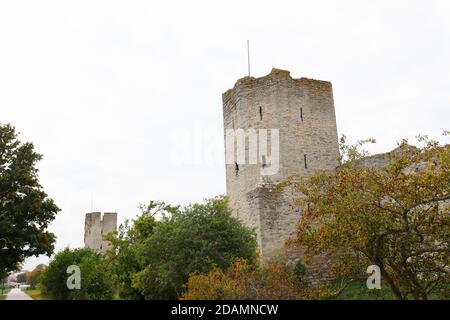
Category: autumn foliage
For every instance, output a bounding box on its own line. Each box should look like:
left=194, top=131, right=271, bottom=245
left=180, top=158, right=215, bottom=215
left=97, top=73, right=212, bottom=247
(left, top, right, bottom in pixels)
left=182, top=259, right=326, bottom=300
left=286, top=134, right=450, bottom=300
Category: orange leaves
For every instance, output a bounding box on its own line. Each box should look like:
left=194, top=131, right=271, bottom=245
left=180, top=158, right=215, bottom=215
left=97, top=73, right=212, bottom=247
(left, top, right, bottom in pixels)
left=182, top=259, right=316, bottom=300
left=284, top=134, right=450, bottom=299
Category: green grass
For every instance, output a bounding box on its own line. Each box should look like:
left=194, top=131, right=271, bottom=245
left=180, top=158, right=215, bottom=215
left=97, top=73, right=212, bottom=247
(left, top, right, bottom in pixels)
left=335, top=281, right=396, bottom=300
left=23, top=289, right=48, bottom=300
left=335, top=280, right=449, bottom=300
left=0, top=288, right=11, bottom=300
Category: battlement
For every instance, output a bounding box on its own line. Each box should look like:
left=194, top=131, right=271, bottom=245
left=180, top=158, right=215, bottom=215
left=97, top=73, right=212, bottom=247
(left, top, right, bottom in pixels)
left=223, top=68, right=332, bottom=109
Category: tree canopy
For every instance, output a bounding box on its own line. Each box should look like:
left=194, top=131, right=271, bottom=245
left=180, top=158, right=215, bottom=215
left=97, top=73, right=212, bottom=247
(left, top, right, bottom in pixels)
left=105, top=197, right=257, bottom=299
left=0, top=123, right=60, bottom=278
left=103, top=201, right=178, bottom=299
left=285, top=134, right=450, bottom=300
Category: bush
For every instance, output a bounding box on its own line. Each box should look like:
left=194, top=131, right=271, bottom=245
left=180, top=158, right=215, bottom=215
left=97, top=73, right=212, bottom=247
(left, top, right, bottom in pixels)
left=182, top=259, right=319, bottom=300
left=41, top=248, right=113, bottom=300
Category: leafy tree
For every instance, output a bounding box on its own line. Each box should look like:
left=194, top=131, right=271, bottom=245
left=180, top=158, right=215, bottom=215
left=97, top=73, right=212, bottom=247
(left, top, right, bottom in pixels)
left=129, top=196, right=257, bottom=299
left=41, top=248, right=113, bottom=300
left=16, top=272, right=27, bottom=284
left=103, top=201, right=178, bottom=299
left=0, top=123, right=60, bottom=276
left=26, top=264, right=46, bottom=289
left=284, top=134, right=450, bottom=300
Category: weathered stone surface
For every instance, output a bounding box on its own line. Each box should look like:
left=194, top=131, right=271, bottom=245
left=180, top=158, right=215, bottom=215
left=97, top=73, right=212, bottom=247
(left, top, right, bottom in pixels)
left=84, top=212, right=102, bottom=251
left=354, top=145, right=419, bottom=169
left=223, top=68, right=340, bottom=260
left=84, top=212, right=117, bottom=253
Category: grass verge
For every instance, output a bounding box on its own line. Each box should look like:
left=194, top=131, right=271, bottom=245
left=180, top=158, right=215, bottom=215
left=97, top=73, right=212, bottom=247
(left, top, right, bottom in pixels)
left=24, top=289, right=48, bottom=300
left=0, top=288, right=11, bottom=300
left=335, top=280, right=449, bottom=300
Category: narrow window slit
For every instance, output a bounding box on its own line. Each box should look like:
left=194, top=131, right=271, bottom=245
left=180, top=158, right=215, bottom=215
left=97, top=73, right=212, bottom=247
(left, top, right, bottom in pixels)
left=259, top=106, right=263, bottom=121
left=235, top=162, right=239, bottom=175
left=300, top=107, right=303, bottom=121
left=304, top=154, right=307, bottom=169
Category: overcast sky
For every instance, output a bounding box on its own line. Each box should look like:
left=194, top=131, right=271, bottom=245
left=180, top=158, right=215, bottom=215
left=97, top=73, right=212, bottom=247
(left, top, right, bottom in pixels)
left=1, top=0, right=449, bottom=270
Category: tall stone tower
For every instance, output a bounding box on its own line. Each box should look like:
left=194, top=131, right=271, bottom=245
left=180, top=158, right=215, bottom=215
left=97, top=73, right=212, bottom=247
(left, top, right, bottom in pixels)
left=84, top=212, right=117, bottom=253
left=223, top=68, right=339, bottom=259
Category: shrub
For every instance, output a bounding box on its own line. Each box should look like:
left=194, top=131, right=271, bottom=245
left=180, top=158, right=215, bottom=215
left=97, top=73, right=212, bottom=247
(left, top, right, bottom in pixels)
left=41, top=248, right=113, bottom=300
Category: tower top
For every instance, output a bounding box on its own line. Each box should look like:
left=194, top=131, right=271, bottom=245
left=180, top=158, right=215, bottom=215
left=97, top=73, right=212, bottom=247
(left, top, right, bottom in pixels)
left=223, top=68, right=332, bottom=104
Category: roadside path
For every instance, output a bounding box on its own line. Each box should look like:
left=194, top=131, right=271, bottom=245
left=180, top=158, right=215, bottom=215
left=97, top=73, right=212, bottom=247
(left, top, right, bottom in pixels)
left=5, top=288, right=32, bottom=300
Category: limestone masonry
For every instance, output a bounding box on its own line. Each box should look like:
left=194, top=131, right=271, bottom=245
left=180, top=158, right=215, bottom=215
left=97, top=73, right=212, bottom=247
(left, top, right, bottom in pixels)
left=223, top=68, right=340, bottom=259
left=84, top=212, right=117, bottom=253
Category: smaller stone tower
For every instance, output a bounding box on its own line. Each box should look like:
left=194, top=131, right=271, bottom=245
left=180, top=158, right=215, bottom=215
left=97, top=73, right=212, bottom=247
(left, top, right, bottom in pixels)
left=84, top=212, right=117, bottom=253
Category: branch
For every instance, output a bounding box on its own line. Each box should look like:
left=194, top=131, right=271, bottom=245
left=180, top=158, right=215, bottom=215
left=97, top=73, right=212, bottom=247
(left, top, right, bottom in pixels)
left=408, top=194, right=450, bottom=211
left=406, top=248, right=449, bottom=259
left=372, top=200, right=403, bottom=216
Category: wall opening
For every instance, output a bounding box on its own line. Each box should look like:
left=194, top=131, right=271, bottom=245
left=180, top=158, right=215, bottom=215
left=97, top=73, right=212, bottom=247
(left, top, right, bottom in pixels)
left=259, top=106, right=263, bottom=121
left=304, top=154, right=307, bottom=169
left=300, top=107, right=303, bottom=121
left=235, top=162, right=239, bottom=175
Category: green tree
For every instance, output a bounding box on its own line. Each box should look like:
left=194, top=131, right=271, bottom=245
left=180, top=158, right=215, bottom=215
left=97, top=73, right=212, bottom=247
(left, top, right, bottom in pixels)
left=132, top=196, right=257, bottom=299
left=0, top=123, right=60, bottom=277
left=41, top=248, right=113, bottom=300
left=16, top=272, right=27, bottom=284
left=284, top=134, right=450, bottom=300
left=103, top=201, right=178, bottom=299
left=26, top=264, right=46, bottom=289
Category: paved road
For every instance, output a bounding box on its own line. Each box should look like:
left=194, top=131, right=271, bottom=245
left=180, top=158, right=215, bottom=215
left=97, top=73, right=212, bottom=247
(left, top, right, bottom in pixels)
left=5, top=288, right=32, bottom=300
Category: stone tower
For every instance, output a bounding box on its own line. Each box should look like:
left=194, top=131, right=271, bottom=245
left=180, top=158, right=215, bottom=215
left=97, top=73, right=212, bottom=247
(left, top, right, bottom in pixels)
left=84, top=212, right=117, bottom=253
left=222, top=68, right=339, bottom=259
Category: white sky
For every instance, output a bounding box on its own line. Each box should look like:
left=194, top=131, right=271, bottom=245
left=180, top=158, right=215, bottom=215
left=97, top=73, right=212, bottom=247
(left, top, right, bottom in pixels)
left=0, top=0, right=449, bottom=270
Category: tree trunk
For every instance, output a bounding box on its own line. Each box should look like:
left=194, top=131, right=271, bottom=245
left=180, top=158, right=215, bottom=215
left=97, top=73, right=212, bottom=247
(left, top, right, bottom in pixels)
left=382, top=271, right=403, bottom=300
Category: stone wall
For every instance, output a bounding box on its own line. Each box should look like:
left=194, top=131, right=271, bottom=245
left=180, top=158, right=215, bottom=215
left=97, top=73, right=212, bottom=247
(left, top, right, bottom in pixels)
left=84, top=212, right=117, bottom=253
left=355, top=145, right=419, bottom=169
left=222, top=68, right=340, bottom=260
left=84, top=212, right=102, bottom=251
